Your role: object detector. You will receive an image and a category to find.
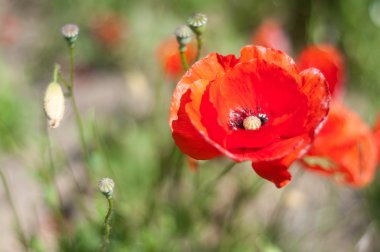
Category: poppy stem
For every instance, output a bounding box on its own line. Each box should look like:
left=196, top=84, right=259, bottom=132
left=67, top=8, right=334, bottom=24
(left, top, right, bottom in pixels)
left=200, top=162, right=236, bottom=194
left=67, top=46, right=89, bottom=163
left=101, top=197, right=113, bottom=252
left=44, top=125, right=68, bottom=230
left=195, top=34, right=203, bottom=61
left=179, top=50, right=189, bottom=71
left=52, top=64, right=60, bottom=83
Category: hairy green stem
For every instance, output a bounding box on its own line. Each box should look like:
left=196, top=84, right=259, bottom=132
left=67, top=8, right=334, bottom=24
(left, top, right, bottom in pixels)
left=195, top=34, right=203, bottom=61
left=179, top=50, right=189, bottom=71
left=67, top=46, right=89, bottom=161
left=101, top=197, right=113, bottom=252
left=53, top=64, right=60, bottom=83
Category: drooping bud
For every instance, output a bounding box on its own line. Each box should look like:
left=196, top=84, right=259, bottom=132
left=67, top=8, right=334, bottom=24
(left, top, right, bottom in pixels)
left=44, top=82, right=65, bottom=128
left=175, top=25, right=192, bottom=52
left=98, top=178, right=115, bottom=199
left=61, top=24, right=79, bottom=47
left=187, top=13, right=207, bottom=36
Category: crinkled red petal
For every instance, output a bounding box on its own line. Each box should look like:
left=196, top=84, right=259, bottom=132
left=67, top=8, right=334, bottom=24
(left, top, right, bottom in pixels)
left=298, top=44, right=345, bottom=97
left=299, top=68, right=331, bottom=136
left=172, top=89, right=221, bottom=159
left=169, top=53, right=234, bottom=126
left=240, top=45, right=298, bottom=79
left=303, top=102, right=377, bottom=187
left=252, top=161, right=292, bottom=188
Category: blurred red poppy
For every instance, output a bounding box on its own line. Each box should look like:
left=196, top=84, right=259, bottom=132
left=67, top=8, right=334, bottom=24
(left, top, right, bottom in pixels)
left=302, top=102, right=377, bottom=187
left=91, top=13, right=125, bottom=47
left=186, top=156, right=199, bottom=172
left=157, top=37, right=196, bottom=80
left=0, top=15, right=19, bottom=46
left=169, top=45, right=331, bottom=188
left=251, top=18, right=291, bottom=54
left=373, top=113, right=380, bottom=162
left=298, top=44, right=345, bottom=97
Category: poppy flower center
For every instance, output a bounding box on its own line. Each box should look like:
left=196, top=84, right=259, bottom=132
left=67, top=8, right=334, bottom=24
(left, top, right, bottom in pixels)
left=243, top=116, right=261, bottom=130
left=229, top=108, right=268, bottom=131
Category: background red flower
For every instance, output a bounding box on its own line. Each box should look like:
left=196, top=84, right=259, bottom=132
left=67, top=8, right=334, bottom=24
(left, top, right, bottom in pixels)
left=170, top=45, right=330, bottom=187
left=251, top=18, right=291, bottom=54
left=157, top=37, right=196, bottom=81
left=298, top=44, right=345, bottom=98
left=91, top=12, right=126, bottom=47
left=373, top=113, right=380, bottom=162
left=302, top=102, right=377, bottom=187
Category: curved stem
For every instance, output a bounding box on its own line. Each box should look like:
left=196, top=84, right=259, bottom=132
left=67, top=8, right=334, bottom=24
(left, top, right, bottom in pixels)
left=58, top=73, right=70, bottom=91
left=53, top=64, right=60, bottom=83
left=198, top=161, right=236, bottom=197
left=101, top=197, right=113, bottom=252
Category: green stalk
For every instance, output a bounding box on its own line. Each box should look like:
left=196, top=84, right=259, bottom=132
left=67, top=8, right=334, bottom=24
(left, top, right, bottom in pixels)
left=195, top=34, right=203, bottom=61
left=179, top=49, right=189, bottom=71
left=45, top=127, right=66, bottom=225
left=67, top=45, right=89, bottom=161
left=101, top=197, right=113, bottom=252
left=195, top=161, right=236, bottom=200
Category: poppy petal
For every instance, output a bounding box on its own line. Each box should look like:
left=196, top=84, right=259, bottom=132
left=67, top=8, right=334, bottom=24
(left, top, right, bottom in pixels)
left=302, top=102, right=377, bottom=187
left=298, top=44, right=345, bottom=97
left=172, top=89, right=221, bottom=159
left=240, top=45, right=298, bottom=79
left=299, top=68, right=331, bottom=136
left=170, top=53, right=235, bottom=125
left=252, top=161, right=292, bottom=188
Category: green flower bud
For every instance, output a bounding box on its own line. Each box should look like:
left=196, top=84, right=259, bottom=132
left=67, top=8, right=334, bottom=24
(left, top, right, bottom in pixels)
left=98, top=178, right=115, bottom=199
left=61, top=24, right=79, bottom=46
left=187, top=13, right=207, bottom=36
left=175, top=25, right=193, bottom=50
left=44, top=82, right=65, bottom=128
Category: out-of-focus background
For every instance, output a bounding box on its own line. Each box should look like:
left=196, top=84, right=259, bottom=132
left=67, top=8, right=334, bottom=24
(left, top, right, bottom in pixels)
left=1, top=0, right=380, bottom=251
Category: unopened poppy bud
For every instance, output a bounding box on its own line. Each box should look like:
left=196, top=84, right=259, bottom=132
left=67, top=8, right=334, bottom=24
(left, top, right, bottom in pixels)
left=98, top=178, right=115, bottom=199
left=61, top=24, right=79, bottom=46
left=175, top=25, right=192, bottom=52
left=44, top=82, right=65, bottom=128
left=187, top=13, right=207, bottom=36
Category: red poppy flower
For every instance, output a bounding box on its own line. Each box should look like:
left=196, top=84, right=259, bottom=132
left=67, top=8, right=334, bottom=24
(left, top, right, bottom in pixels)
left=298, top=44, right=345, bottom=97
left=169, top=45, right=331, bottom=188
left=157, top=37, right=196, bottom=80
left=251, top=18, right=291, bottom=54
left=302, top=102, right=377, bottom=187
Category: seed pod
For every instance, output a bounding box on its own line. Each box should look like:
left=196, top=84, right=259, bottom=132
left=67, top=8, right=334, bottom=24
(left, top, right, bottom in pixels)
left=61, top=24, right=79, bottom=46
left=44, top=82, right=65, bottom=128
left=175, top=25, right=192, bottom=50
left=98, top=178, right=115, bottom=199
left=187, top=13, right=207, bottom=36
